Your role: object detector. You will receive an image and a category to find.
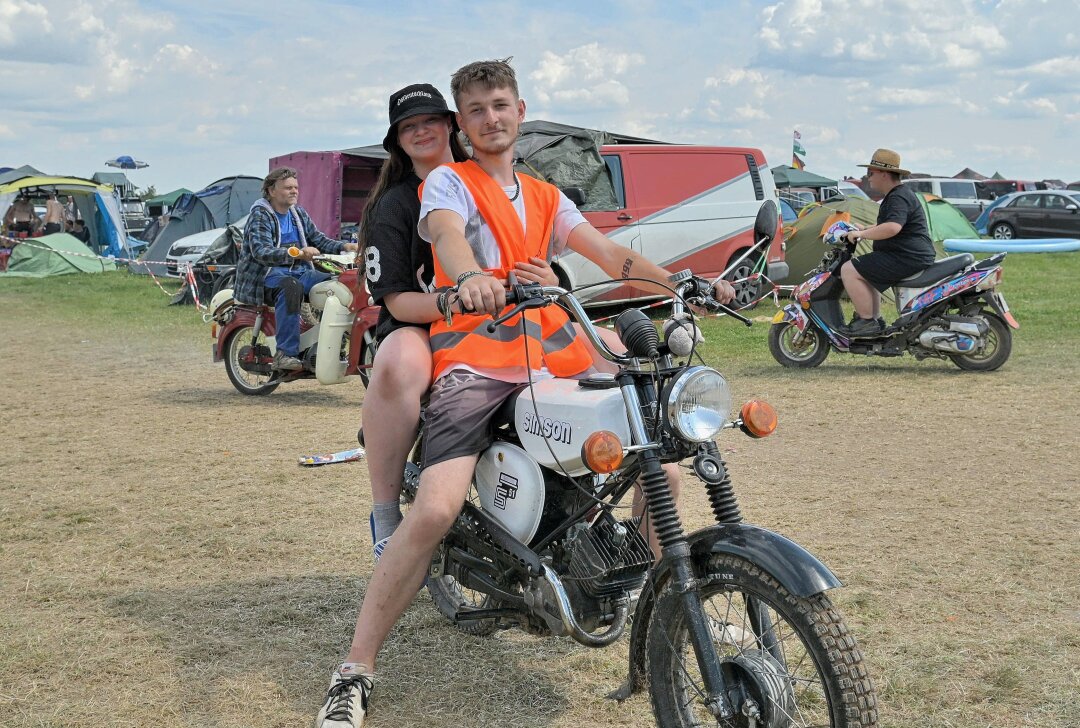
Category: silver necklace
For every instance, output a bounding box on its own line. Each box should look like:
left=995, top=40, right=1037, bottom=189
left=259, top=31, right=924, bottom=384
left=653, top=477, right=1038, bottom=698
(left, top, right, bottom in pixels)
left=508, top=174, right=521, bottom=202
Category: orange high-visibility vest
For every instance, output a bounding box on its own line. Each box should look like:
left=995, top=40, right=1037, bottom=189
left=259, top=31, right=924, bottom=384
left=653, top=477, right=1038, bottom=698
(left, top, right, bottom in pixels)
left=425, top=160, right=593, bottom=380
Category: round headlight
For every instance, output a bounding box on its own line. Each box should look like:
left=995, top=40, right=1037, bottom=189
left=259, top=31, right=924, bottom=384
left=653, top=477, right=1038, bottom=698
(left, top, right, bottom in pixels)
left=665, top=366, right=732, bottom=442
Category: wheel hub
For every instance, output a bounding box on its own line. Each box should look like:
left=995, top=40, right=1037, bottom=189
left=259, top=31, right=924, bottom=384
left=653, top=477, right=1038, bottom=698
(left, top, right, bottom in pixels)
left=723, top=648, right=796, bottom=728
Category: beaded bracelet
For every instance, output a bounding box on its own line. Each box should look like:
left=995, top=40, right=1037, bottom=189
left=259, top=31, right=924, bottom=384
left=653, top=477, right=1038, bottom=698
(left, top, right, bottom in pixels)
left=456, top=270, right=484, bottom=286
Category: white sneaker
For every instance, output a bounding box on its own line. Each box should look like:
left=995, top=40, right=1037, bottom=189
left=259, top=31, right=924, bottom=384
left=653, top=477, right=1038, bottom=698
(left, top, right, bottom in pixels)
left=315, top=670, right=373, bottom=728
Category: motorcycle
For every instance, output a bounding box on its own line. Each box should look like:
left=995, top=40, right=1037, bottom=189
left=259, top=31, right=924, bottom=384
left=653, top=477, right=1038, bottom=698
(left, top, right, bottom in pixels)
left=389, top=228, right=879, bottom=725
left=208, top=250, right=379, bottom=395
left=769, top=230, right=1018, bottom=371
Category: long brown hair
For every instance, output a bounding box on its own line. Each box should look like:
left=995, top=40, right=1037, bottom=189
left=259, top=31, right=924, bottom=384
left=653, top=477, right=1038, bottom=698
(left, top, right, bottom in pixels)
left=358, top=118, right=469, bottom=257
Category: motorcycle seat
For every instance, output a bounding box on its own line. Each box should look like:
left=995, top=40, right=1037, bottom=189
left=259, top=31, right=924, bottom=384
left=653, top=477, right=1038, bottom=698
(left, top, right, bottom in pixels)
left=896, top=254, right=975, bottom=288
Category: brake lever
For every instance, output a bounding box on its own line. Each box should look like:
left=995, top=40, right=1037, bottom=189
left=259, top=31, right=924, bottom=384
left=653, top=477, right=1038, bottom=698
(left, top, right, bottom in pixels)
left=485, top=296, right=548, bottom=332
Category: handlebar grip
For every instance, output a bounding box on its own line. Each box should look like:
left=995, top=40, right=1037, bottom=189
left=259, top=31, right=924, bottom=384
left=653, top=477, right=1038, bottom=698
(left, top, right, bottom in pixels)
left=287, top=246, right=301, bottom=258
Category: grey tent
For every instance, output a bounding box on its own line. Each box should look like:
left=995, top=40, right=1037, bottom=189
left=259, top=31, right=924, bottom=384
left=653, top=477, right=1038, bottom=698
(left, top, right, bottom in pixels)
left=0, top=164, right=44, bottom=185
left=131, top=175, right=261, bottom=275
left=512, top=120, right=666, bottom=210
left=91, top=171, right=137, bottom=197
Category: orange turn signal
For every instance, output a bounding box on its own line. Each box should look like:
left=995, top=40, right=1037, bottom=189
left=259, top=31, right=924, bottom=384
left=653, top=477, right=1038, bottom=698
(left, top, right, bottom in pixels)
left=581, top=431, right=624, bottom=474
left=740, top=400, right=777, bottom=438
left=210, top=323, right=217, bottom=339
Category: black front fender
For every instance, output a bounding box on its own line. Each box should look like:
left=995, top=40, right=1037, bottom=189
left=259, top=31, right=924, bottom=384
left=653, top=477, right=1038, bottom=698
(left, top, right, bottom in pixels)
left=608, top=523, right=841, bottom=701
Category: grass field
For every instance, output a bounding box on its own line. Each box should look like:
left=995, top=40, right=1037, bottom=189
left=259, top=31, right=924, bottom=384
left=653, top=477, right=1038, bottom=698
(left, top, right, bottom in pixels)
left=1, top=253, right=1078, bottom=727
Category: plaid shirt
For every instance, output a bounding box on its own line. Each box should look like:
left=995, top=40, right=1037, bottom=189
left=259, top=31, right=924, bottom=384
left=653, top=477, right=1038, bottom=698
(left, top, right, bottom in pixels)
left=234, top=199, right=346, bottom=305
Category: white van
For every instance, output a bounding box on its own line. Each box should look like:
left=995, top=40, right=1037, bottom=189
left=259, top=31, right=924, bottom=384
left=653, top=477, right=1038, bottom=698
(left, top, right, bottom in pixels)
left=902, top=178, right=994, bottom=222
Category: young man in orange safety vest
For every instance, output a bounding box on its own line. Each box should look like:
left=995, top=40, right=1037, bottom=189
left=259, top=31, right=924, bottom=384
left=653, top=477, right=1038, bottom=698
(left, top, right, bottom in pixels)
left=314, top=59, right=736, bottom=728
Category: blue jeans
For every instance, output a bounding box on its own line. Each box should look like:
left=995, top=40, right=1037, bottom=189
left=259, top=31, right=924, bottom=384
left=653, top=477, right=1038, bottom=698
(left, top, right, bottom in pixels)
left=264, top=266, right=331, bottom=356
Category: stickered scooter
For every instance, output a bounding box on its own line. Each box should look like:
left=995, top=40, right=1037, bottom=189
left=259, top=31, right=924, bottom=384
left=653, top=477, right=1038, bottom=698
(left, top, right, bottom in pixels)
left=769, top=235, right=1018, bottom=371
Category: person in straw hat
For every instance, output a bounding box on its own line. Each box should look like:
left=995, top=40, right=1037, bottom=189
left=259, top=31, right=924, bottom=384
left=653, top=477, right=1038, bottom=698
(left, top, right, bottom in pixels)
left=840, top=148, right=936, bottom=337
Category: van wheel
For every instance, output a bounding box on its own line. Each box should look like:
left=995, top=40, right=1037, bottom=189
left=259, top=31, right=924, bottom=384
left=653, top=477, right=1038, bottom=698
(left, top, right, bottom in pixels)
left=725, top=253, right=763, bottom=310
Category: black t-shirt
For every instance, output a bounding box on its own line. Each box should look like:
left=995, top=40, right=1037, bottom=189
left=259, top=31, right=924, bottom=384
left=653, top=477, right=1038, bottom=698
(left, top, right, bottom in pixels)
left=363, top=174, right=434, bottom=340
left=874, top=184, right=936, bottom=265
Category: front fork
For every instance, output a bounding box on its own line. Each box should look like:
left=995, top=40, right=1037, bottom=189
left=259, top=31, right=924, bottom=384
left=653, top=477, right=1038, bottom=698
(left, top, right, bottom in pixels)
left=621, top=377, right=736, bottom=720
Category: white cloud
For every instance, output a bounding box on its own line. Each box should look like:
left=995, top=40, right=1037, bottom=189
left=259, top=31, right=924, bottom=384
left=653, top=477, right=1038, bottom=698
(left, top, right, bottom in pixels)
left=0, top=0, right=51, bottom=45
left=529, top=43, right=644, bottom=108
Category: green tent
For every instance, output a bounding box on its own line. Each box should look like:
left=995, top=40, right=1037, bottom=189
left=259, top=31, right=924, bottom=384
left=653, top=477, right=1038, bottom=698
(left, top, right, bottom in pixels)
left=1, top=233, right=117, bottom=277
left=145, top=188, right=192, bottom=208
left=771, top=165, right=837, bottom=189
left=777, top=194, right=981, bottom=284
left=777, top=199, right=881, bottom=284
left=917, top=193, right=980, bottom=251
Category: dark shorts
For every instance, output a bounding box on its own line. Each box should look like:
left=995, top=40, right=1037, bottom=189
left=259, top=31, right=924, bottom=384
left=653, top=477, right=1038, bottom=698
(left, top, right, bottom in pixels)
left=43, top=222, right=62, bottom=235
left=421, top=372, right=524, bottom=469
left=852, top=251, right=932, bottom=292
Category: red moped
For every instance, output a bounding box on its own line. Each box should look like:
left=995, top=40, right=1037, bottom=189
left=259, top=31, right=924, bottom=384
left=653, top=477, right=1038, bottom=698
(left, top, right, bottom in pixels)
left=209, top=253, right=379, bottom=395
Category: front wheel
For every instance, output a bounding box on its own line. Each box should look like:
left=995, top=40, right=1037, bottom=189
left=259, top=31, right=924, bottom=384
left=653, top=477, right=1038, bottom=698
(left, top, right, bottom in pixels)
left=647, top=554, right=878, bottom=727
left=950, top=312, right=1012, bottom=371
left=223, top=326, right=280, bottom=395
left=768, top=321, right=830, bottom=368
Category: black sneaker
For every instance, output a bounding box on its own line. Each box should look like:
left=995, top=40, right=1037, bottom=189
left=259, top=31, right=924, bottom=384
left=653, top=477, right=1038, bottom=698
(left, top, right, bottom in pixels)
left=845, top=317, right=885, bottom=338
left=316, top=670, right=373, bottom=728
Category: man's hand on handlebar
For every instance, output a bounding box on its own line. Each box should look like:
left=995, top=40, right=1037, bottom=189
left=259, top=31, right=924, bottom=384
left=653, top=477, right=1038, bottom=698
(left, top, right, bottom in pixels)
left=457, top=272, right=506, bottom=316
left=297, top=246, right=321, bottom=261
left=711, top=279, right=736, bottom=306
left=512, top=256, right=560, bottom=286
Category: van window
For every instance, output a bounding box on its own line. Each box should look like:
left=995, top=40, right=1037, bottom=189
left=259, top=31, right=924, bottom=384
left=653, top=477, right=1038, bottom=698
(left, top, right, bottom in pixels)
left=602, top=154, right=626, bottom=209
left=906, top=180, right=932, bottom=194
left=940, top=181, right=976, bottom=199
left=745, top=154, right=764, bottom=200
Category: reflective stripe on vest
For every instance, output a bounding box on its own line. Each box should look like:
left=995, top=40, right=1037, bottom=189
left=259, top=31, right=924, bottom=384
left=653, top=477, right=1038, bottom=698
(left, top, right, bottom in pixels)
left=424, top=160, right=592, bottom=379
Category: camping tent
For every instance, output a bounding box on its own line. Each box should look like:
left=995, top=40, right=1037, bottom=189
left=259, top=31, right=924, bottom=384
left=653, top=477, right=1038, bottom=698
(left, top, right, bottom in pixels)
left=0, top=165, right=44, bottom=185
left=131, top=175, right=261, bottom=276
left=778, top=194, right=981, bottom=284
left=512, top=120, right=666, bottom=210
left=0, top=175, right=134, bottom=258
left=0, top=233, right=117, bottom=277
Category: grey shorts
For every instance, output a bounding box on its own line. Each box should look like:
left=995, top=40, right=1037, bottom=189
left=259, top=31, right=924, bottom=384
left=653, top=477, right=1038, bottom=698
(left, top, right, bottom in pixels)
left=421, top=372, right=524, bottom=468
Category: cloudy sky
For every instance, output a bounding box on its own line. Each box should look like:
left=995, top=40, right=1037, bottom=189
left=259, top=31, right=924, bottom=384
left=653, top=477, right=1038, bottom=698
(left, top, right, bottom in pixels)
left=2, top=0, right=1077, bottom=193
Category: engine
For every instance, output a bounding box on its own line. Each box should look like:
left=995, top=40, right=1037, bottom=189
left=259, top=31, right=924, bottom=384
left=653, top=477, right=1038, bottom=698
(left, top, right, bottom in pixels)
left=561, top=512, right=652, bottom=630
left=917, top=315, right=989, bottom=354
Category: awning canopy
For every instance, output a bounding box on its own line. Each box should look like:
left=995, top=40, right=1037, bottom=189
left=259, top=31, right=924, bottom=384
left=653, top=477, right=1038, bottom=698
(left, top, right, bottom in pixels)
left=771, top=165, right=837, bottom=188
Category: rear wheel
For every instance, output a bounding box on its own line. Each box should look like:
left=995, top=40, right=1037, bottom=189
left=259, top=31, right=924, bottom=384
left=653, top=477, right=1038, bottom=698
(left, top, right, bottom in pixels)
left=647, top=554, right=878, bottom=727
left=725, top=252, right=763, bottom=310
left=768, top=321, right=830, bottom=368
left=990, top=222, right=1015, bottom=240
left=358, top=328, right=377, bottom=388
left=224, top=326, right=279, bottom=395
left=950, top=312, right=1012, bottom=371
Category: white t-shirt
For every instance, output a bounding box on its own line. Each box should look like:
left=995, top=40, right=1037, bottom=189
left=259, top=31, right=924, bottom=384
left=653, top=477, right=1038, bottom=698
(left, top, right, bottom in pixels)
left=418, top=164, right=589, bottom=383
left=418, top=165, right=586, bottom=267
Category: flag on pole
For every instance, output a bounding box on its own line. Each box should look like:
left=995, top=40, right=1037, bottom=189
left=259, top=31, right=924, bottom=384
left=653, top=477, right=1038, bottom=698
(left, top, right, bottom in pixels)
left=792, top=130, right=806, bottom=170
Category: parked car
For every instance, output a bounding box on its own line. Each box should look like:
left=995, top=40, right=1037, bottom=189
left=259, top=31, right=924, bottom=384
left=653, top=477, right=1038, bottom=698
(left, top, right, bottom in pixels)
left=981, top=179, right=1043, bottom=198
left=973, top=191, right=1020, bottom=235
left=986, top=190, right=1080, bottom=239
left=902, top=178, right=994, bottom=221
left=833, top=180, right=871, bottom=201
left=165, top=214, right=248, bottom=277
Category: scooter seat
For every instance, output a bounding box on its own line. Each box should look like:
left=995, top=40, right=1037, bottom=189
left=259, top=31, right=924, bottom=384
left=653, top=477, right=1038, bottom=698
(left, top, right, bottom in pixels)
left=897, top=254, right=975, bottom=288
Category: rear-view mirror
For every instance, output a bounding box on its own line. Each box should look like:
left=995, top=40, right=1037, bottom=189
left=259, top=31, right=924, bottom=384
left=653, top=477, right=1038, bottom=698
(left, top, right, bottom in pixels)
left=561, top=187, right=586, bottom=208
left=754, top=200, right=778, bottom=245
